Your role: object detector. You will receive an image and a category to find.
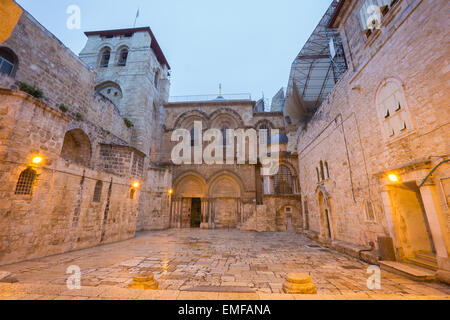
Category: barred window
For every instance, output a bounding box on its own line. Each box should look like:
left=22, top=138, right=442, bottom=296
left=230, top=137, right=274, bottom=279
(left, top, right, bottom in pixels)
left=93, top=180, right=103, bottom=203
left=274, top=165, right=293, bottom=194
left=15, top=168, right=37, bottom=195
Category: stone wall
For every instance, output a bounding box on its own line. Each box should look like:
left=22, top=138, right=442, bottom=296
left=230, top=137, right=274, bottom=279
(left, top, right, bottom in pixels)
left=0, top=90, right=141, bottom=265
left=137, top=168, right=172, bottom=231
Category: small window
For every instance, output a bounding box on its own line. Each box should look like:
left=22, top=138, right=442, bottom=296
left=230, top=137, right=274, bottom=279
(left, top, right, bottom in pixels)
left=93, top=181, right=103, bottom=203
left=154, top=70, right=160, bottom=88
left=377, top=79, right=412, bottom=140
left=15, top=168, right=37, bottom=195
left=364, top=200, right=376, bottom=222
left=130, top=188, right=136, bottom=200
left=99, top=48, right=111, bottom=68
left=325, top=162, right=330, bottom=179
left=117, top=48, right=128, bottom=66
left=316, top=168, right=320, bottom=183
left=285, top=207, right=292, bottom=213
left=0, top=47, right=18, bottom=76
left=320, top=161, right=325, bottom=181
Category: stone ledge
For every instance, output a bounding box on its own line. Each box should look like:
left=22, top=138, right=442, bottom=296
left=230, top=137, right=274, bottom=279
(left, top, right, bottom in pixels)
left=297, top=229, right=378, bottom=265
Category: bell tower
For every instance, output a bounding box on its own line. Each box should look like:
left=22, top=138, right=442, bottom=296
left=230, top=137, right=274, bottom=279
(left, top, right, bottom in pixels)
left=79, top=27, right=170, bottom=158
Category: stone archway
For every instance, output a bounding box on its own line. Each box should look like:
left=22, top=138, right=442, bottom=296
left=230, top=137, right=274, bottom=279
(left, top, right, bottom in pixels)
left=172, top=173, right=207, bottom=228
left=60, top=129, right=92, bottom=167
left=317, top=188, right=332, bottom=240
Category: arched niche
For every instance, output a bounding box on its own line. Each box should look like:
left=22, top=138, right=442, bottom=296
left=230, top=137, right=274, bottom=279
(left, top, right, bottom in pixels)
left=60, top=129, right=92, bottom=167
left=95, top=81, right=123, bottom=107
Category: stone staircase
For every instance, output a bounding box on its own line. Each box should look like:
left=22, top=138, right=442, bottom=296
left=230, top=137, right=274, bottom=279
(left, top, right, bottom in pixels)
left=405, top=251, right=438, bottom=271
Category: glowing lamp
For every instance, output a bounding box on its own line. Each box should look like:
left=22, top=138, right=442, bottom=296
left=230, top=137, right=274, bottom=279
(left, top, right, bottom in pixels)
left=388, top=174, right=399, bottom=183
left=32, top=156, right=43, bottom=165
left=168, top=188, right=174, bottom=195
left=132, top=181, right=140, bottom=188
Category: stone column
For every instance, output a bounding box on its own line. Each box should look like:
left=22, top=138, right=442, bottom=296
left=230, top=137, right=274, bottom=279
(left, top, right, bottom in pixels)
left=200, top=198, right=208, bottom=229
left=379, top=187, right=398, bottom=250
left=419, top=182, right=449, bottom=263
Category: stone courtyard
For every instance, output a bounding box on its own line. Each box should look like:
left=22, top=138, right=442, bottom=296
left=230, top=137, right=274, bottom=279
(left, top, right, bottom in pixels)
left=0, top=230, right=449, bottom=300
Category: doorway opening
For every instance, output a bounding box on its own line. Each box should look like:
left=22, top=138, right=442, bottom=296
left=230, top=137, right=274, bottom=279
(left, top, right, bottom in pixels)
left=390, top=182, right=437, bottom=269
left=191, top=198, right=202, bottom=228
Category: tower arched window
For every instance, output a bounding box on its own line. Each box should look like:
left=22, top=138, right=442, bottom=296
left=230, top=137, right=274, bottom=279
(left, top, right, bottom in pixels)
left=117, top=48, right=128, bottom=66
left=325, top=162, right=330, bottom=179
left=99, top=47, right=111, bottom=68
left=15, top=168, right=37, bottom=195
left=0, top=47, right=18, bottom=76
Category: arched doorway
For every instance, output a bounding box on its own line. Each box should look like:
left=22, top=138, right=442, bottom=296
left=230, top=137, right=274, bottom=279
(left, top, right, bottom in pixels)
left=173, top=173, right=206, bottom=228
left=208, top=174, right=242, bottom=228
left=318, top=191, right=332, bottom=240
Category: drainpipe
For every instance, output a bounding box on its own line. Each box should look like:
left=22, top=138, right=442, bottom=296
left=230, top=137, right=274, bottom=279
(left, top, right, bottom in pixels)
left=358, top=241, right=376, bottom=263
left=418, top=159, right=449, bottom=188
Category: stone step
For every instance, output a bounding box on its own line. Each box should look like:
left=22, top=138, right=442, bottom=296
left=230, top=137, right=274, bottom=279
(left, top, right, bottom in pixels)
left=379, top=261, right=436, bottom=282
left=405, top=257, right=438, bottom=271
left=415, top=251, right=438, bottom=264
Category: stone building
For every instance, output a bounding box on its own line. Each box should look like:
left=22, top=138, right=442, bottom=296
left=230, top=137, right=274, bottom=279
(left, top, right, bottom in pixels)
left=0, top=9, right=171, bottom=265
left=160, top=96, right=302, bottom=232
left=286, top=0, right=449, bottom=283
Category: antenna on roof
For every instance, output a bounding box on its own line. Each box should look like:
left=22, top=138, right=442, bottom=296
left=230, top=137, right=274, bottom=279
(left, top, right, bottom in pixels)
left=133, top=7, right=140, bottom=27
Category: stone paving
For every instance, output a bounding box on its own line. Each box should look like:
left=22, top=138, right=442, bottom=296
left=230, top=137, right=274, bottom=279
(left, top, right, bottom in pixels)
left=0, top=229, right=449, bottom=300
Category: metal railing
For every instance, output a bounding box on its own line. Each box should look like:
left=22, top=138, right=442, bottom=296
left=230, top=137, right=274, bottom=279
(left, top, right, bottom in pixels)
left=169, top=93, right=252, bottom=103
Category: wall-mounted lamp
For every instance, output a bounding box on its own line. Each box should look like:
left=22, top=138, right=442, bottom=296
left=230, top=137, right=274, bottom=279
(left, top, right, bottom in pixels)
left=388, top=174, right=399, bottom=183
left=31, top=156, right=44, bottom=165
left=132, top=181, right=141, bottom=189
left=168, top=188, right=174, bottom=195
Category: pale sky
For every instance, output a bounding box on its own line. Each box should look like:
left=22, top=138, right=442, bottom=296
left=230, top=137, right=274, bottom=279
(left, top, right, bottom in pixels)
left=16, top=0, right=331, bottom=101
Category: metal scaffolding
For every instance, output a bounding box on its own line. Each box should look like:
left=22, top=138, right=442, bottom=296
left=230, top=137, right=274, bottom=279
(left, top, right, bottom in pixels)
left=286, top=0, right=347, bottom=113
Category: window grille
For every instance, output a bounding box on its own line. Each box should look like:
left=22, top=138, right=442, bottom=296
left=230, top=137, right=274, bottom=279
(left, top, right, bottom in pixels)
left=93, top=181, right=103, bottom=203
left=274, top=165, right=293, bottom=194
left=15, top=168, right=37, bottom=195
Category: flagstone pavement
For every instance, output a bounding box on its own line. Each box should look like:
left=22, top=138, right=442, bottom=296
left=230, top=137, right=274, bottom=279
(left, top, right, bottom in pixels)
left=0, top=229, right=449, bottom=300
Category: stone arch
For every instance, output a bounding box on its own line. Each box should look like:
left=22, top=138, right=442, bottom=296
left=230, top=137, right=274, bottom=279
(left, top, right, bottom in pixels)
left=174, top=171, right=207, bottom=198
left=209, top=108, right=245, bottom=129
left=95, top=81, right=123, bottom=107
left=173, top=110, right=209, bottom=130
left=207, top=171, right=244, bottom=198
left=255, top=119, right=275, bottom=130
left=60, top=129, right=92, bottom=167
left=316, top=185, right=333, bottom=240
left=0, top=46, right=19, bottom=77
